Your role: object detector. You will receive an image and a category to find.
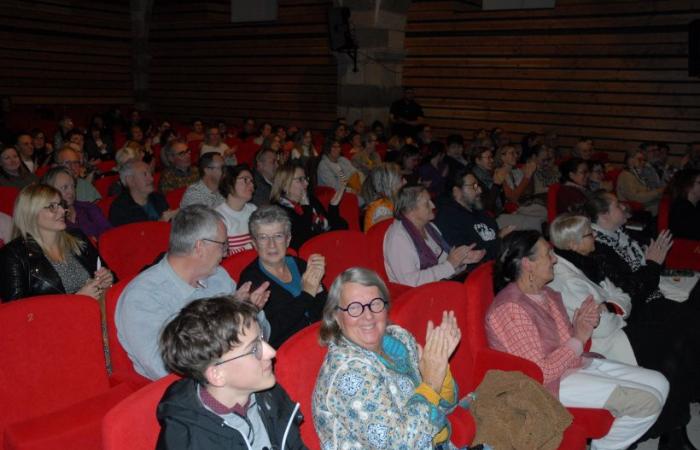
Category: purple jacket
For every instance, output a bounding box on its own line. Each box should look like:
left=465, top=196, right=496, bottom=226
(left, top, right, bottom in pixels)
left=68, top=200, right=113, bottom=238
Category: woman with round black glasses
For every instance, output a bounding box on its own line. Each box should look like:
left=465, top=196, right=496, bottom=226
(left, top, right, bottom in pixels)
left=313, top=267, right=462, bottom=449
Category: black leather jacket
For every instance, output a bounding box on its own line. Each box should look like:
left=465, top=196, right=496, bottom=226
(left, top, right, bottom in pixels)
left=0, top=230, right=100, bottom=302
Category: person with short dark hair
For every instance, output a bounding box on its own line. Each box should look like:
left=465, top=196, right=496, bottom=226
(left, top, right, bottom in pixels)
left=215, top=164, right=258, bottom=255
left=251, top=148, right=278, bottom=207
left=180, top=153, right=226, bottom=209
left=389, top=87, right=424, bottom=138
left=557, top=158, right=591, bottom=215
left=159, top=138, right=199, bottom=194
left=156, top=296, right=306, bottom=450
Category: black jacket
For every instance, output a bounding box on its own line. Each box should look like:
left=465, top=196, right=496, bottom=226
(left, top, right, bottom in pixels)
left=434, top=196, right=501, bottom=262
left=0, top=229, right=102, bottom=301
left=109, top=189, right=169, bottom=226
left=239, top=256, right=326, bottom=349
left=156, top=378, right=306, bottom=450
left=276, top=196, right=347, bottom=250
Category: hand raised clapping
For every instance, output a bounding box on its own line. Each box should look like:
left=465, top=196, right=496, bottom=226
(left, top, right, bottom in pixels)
left=644, top=229, right=673, bottom=265
left=234, top=281, right=271, bottom=309
left=418, top=311, right=462, bottom=392
left=302, top=253, right=326, bottom=296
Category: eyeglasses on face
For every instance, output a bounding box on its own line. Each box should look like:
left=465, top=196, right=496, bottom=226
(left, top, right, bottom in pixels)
left=336, top=298, right=387, bottom=318
left=201, top=238, right=229, bottom=256
left=236, top=176, right=254, bottom=184
left=255, top=233, right=287, bottom=245
left=214, top=334, right=265, bottom=366
left=462, top=182, right=480, bottom=191
left=44, top=201, right=67, bottom=213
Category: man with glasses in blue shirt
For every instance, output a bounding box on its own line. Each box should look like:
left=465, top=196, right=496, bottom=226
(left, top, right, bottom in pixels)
left=116, top=204, right=271, bottom=380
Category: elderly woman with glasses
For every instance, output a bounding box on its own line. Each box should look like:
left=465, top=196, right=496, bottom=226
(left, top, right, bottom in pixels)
left=548, top=214, right=698, bottom=449
left=215, top=164, right=258, bottom=256
left=488, top=230, right=669, bottom=450
left=0, top=184, right=113, bottom=301
left=313, top=267, right=462, bottom=449
left=238, top=205, right=327, bottom=348
left=384, top=185, right=484, bottom=286
left=271, top=163, right=348, bottom=250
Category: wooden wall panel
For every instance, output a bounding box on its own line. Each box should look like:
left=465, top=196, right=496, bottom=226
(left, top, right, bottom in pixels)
left=404, top=0, right=700, bottom=161
left=0, top=0, right=133, bottom=107
left=149, top=0, right=338, bottom=131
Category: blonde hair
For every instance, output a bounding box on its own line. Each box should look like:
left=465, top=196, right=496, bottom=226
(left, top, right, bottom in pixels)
left=360, top=162, right=402, bottom=204
left=270, top=164, right=302, bottom=203
left=12, top=184, right=83, bottom=259
left=115, top=145, right=144, bottom=169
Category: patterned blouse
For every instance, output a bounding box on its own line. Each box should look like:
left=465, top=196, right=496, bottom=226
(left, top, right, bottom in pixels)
left=312, top=325, right=458, bottom=450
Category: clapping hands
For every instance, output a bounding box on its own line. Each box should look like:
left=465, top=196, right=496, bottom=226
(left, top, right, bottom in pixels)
left=644, top=229, right=673, bottom=265
left=234, top=281, right=271, bottom=309
left=302, top=253, right=326, bottom=295
left=419, top=311, right=462, bottom=392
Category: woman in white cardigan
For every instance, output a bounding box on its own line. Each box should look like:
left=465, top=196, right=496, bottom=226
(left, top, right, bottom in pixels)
left=548, top=213, right=698, bottom=449
left=547, top=214, right=635, bottom=365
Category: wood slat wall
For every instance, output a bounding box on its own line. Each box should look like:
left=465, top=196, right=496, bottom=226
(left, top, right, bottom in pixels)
left=0, top=0, right=133, bottom=106
left=404, top=0, right=700, bottom=161
left=149, top=0, right=338, bottom=131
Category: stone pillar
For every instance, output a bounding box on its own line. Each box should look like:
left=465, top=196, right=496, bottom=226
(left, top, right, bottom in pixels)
left=333, top=0, right=411, bottom=127
left=130, top=0, right=154, bottom=111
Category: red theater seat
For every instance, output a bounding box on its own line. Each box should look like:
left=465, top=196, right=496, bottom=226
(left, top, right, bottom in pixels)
left=99, top=221, right=171, bottom=280
left=0, top=295, right=132, bottom=450
left=299, top=230, right=369, bottom=286
left=313, top=186, right=361, bottom=231
left=0, top=186, right=19, bottom=216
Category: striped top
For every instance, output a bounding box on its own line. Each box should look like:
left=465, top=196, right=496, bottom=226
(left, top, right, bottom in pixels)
left=215, top=202, right=257, bottom=255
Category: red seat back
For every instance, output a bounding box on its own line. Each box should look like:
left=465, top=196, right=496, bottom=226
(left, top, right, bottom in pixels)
left=165, top=186, right=187, bottom=210
left=313, top=187, right=361, bottom=231
left=365, top=217, right=394, bottom=282
left=0, top=186, right=19, bottom=216
left=152, top=172, right=161, bottom=191
left=236, top=141, right=261, bottom=167
left=299, top=230, right=368, bottom=286
left=463, top=261, right=495, bottom=358
left=390, top=281, right=476, bottom=446
left=94, top=175, right=120, bottom=199
left=547, top=183, right=561, bottom=223
left=97, top=195, right=117, bottom=218
left=96, top=160, right=117, bottom=174
left=99, top=221, right=171, bottom=280
left=105, top=277, right=150, bottom=389
left=0, top=295, right=111, bottom=441
left=102, top=374, right=180, bottom=450
left=187, top=139, right=203, bottom=163
left=275, top=323, right=325, bottom=450
left=221, top=248, right=259, bottom=283
left=657, top=196, right=671, bottom=231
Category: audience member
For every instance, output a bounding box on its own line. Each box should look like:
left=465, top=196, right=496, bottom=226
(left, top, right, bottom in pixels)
left=185, top=118, right=205, bottom=142
left=350, top=133, right=381, bottom=178
left=572, top=137, right=594, bottom=161
left=253, top=122, right=273, bottom=146
left=109, top=160, right=175, bottom=226
left=0, top=184, right=113, bottom=301
left=417, top=141, right=447, bottom=197
left=0, top=146, right=38, bottom=189
left=588, top=160, right=612, bottom=192
left=159, top=138, right=199, bottom=194
left=557, top=158, right=591, bottom=214
left=215, top=164, right=257, bottom=255
left=84, top=124, right=114, bottom=161
left=43, top=167, right=112, bottom=238
left=313, top=268, right=460, bottom=448
left=317, top=139, right=361, bottom=193
left=15, top=132, right=37, bottom=173
left=180, top=152, right=226, bottom=209
left=52, top=116, right=74, bottom=150
left=156, top=296, right=305, bottom=450
left=487, top=230, right=668, bottom=450
left=639, top=142, right=664, bottom=189
left=549, top=214, right=698, bottom=448
left=116, top=205, right=270, bottom=380
left=443, top=134, right=468, bottom=180
left=435, top=169, right=509, bottom=263
left=290, top=128, right=318, bottom=167
left=361, top=162, right=404, bottom=232
left=251, top=148, right=278, bottom=207
left=668, top=169, right=700, bottom=239
left=617, top=148, right=664, bottom=215
left=396, top=144, right=421, bottom=186
left=384, top=185, right=484, bottom=286
left=272, top=164, right=347, bottom=250
left=239, top=206, right=327, bottom=348
left=200, top=125, right=235, bottom=165
left=30, top=128, right=53, bottom=167
left=389, top=86, right=424, bottom=138
left=54, top=146, right=101, bottom=202
left=0, top=211, right=11, bottom=246
left=532, top=144, right=560, bottom=195
left=238, top=117, right=257, bottom=141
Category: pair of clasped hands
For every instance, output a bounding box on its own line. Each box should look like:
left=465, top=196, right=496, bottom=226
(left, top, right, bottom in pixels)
left=418, top=311, right=462, bottom=392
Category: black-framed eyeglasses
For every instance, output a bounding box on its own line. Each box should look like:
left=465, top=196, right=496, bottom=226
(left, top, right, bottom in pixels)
left=202, top=238, right=229, bottom=256
left=336, top=298, right=387, bottom=318
left=214, top=334, right=265, bottom=366
left=44, top=201, right=67, bottom=213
